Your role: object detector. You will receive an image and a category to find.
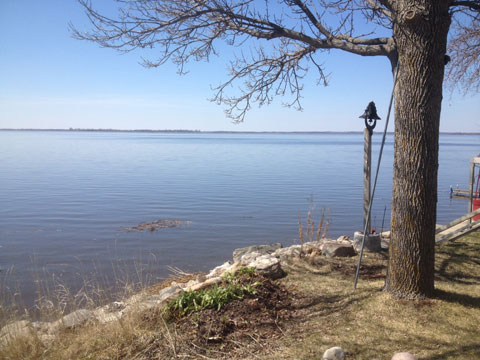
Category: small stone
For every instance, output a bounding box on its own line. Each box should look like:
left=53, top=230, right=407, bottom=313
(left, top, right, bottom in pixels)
left=0, top=320, right=32, bottom=344
left=31, top=321, right=49, bottom=332
left=392, top=352, right=417, bottom=360
left=181, top=279, right=198, bottom=289
left=248, top=254, right=285, bottom=279
left=93, top=308, right=122, bottom=324
left=125, top=293, right=146, bottom=305
left=323, top=346, right=345, bottom=360
left=272, top=245, right=302, bottom=260
left=59, top=309, right=94, bottom=329
left=38, top=334, right=56, bottom=345
left=322, top=242, right=356, bottom=257
left=158, top=284, right=183, bottom=302
left=336, top=235, right=351, bottom=243
left=111, top=301, right=125, bottom=310
left=240, top=251, right=262, bottom=265
left=207, top=261, right=234, bottom=278
left=49, top=309, right=94, bottom=334
left=233, top=243, right=282, bottom=263
left=196, top=273, right=207, bottom=282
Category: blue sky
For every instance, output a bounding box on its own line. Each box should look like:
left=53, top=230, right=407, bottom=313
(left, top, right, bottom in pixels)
left=0, top=0, right=479, bottom=132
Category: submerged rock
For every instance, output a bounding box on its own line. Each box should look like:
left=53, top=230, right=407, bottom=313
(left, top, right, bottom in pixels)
left=120, top=219, right=192, bottom=232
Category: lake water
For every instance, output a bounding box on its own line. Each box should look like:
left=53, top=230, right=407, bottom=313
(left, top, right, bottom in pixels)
left=1, top=130, right=479, bottom=307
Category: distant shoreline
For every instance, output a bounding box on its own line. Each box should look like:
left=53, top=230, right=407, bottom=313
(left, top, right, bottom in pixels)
left=1, top=128, right=479, bottom=135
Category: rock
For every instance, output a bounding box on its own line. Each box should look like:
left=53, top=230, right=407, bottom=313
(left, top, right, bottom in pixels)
left=247, top=254, right=285, bottom=279
left=125, top=293, right=146, bottom=306
left=322, top=242, right=356, bottom=258
left=134, top=295, right=167, bottom=311
left=111, top=301, right=126, bottom=311
left=323, top=346, right=345, bottom=360
left=392, top=352, right=417, bottom=360
left=207, top=261, right=234, bottom=278
left=336, top=235, right=351, bottom=243
left=60, top=309, right=94, bottom=329
left=0, top=320, right=32, bottom=344
left=180, top=279, right=198, bottom=289
left=158, top=284, right=183, bottom=302
left=31, top=321, right=49, bottom=332
left=303, top=241, right=326, bottom=252
left=240, top=251, right=262, bottom=265
left=196, top=273, right=207, bottom=282
left=272, top=245, right=302, bottom=260
left=233, top=243, right=282, bottom=263
left=93, top=307, right=122, bottom=324
left=353, top=231, right=381, bottom=252
left=49, top=309, right=94, bottom=334
left=38, top=334, right=56, bottom=345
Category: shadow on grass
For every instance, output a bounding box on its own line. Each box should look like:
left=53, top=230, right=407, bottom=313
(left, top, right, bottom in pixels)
left=427, top=344, right=480, bottom=360
left=435, top=239, right=480, bottom=284
left=434, top=288, right=480, bottom=309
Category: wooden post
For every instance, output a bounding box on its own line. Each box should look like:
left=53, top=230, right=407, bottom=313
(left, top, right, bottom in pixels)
left=364, top=128, right=372, bottom=233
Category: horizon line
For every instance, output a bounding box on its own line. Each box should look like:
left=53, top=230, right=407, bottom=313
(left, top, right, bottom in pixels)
left=1, top=128, right=479, bottom=135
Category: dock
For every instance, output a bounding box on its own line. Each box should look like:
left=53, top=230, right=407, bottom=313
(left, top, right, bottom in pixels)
left=451, top=189, right=473, bottom=198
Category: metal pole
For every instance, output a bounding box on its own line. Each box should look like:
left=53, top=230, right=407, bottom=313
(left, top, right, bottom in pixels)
left=354, top=61, right=399, bottom=290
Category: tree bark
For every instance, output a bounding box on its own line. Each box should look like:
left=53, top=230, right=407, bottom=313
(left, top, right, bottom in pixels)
left=385, top=1, right=451, bottom=298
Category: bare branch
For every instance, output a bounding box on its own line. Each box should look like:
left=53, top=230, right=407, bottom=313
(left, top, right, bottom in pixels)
left=364, top=0, right=392, bottom=18
left=451, top=1, right=480, bottom=11
left=72, top=0, right=394, bottom=121
left=447, top=9, right=480, bottom=93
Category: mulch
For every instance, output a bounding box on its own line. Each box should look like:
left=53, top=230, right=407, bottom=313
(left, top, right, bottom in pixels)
left=173, top=273, right=296, bottom=356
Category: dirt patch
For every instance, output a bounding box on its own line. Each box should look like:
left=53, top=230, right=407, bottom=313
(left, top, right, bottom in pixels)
left=120, top=219, right=192, bottom=232
left=149, top=274, right=297, bottom=357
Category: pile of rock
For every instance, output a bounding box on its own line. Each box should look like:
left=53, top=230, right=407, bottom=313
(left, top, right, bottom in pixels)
left=0, top=235, right=373, bottom=347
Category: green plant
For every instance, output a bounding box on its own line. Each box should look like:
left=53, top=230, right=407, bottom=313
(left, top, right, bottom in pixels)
left=167, top=268, right=259, bottom=316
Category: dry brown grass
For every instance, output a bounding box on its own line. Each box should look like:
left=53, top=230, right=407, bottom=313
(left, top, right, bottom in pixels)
left=266, top=231, right=480, bottom=360
left=1, top=231, right=479, bottom=360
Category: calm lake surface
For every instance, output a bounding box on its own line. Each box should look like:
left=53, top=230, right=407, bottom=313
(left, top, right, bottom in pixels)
left=1, top=130, right=479, bottom=306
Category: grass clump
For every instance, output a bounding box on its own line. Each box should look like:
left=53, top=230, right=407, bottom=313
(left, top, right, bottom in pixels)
left=298, top=208, right=329, bottom=244
left=167, top=267, right=259, bottom=316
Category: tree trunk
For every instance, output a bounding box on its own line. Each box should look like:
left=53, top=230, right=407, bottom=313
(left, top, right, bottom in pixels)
left=385, top=1, right=451, bottom=298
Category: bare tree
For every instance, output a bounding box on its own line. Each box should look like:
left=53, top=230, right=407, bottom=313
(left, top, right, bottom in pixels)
left=448, top=5, right=480, bottom=93
left=72, top=0, right=480, bottom=299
